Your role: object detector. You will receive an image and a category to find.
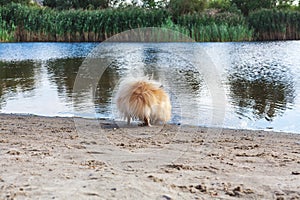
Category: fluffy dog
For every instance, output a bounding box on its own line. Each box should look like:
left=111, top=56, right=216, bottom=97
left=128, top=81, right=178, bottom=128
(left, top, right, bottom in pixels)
left=115, top=77, right=171, bottom=126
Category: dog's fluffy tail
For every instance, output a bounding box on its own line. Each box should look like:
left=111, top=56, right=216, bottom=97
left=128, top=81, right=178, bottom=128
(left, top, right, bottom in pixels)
left=129, top=80, right=160, bottom=120
left=116, top=77, right=171, bottom=125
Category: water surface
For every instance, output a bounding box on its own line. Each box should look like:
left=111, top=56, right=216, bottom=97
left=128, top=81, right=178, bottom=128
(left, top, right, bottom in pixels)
left=0, top=42, right=299, bottom=133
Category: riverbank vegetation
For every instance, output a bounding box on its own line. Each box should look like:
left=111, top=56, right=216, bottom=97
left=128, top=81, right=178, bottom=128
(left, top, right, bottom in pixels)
left=0, top=0, right=300, bottom=42
left=249, top=9, right=300, bottom=40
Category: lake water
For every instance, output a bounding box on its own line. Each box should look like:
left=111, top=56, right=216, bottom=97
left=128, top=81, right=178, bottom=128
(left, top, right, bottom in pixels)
left=0, top=41, right=300, bottom=133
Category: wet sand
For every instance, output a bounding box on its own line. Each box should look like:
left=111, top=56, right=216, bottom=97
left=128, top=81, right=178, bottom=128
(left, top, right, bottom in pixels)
left=0, top=114, right=300, bottom=199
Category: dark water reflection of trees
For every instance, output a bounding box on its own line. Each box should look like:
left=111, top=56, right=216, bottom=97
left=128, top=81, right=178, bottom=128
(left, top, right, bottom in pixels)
left=0, top=58, right=122, bottom=112
left=46, top=58, right=83, bottom=99
left=94, top=66, right=121, bottom=113
left=0, top=60, right=37, bottom=108
left=228, top=63, right=295, bottom=121
left=46, top=58, right=121, bottom=110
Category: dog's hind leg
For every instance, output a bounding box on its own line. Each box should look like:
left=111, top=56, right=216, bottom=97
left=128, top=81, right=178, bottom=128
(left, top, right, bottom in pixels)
left=127, top=116, right=131, bottom=125
left=144, top=117, right=151, bottom=127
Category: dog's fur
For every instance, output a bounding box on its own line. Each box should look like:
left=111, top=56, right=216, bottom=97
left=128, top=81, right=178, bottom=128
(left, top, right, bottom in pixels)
left=116, top=77, right=171, bottom=126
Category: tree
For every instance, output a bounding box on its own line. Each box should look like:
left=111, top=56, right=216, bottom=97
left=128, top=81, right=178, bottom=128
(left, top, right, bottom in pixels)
left=208, top=0, right=231, bottom=10
left=141, top=0, right=168, bottom=8
left=142, top=0, right=156, bottom=8
left=168, top=0, right=208, bottom=16
left=0, top=0, right=31, bottom=5
left=230, top=0, right=276, bottom=15
left=277, top=0, right=297, bottom=9
left=43, top=0, right=109, bottom=10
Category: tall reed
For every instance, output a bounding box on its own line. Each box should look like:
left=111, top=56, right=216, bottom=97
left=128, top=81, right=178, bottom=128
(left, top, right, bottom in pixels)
left=248, top=9, right=300, bottom=40
left=0, top=3, right=170, bottom=42
left=2, top=3, right=299, bottom=42
left=171, top=12, right=253, bottom=41
left=0, top=11, right=15, bottom=42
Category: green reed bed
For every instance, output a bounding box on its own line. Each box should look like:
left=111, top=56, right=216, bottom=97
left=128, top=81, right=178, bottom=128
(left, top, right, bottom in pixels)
left=0, top=3, right=170, bottom=42
left=1, top=3, right=299, bottom=42
left=187, top=23, right=253, bottom=42
left=0, top=15, right=15, bottom=42
left=0, top=3, right=254, bottom=42
left=248, top=9, right=300, bottom=41
left=172, top=13, right=253, bottom=42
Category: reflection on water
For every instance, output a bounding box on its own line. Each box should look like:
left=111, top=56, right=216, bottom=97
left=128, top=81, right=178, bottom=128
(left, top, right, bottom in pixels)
left=228, top=62, right=295, bottom=121
left=229, top=78, right=295, bottom=121
left=0, top=42, right=299, bottom=133
left=46, top=58, right=84, bottom=99
left=0, top=60, right=37, bottom=108
left=0, top=43, right=97, bottom=116
left=95, top=67, right=121, bottom=115
left=223, top=41, right=300, bottom=132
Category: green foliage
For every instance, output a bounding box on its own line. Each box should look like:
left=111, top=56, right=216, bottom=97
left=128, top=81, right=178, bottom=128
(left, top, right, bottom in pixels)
left=43, top=0, right=109, bottom=10
left=161, top=17, right=190, bottom=36
left=277, top=0, right=296, bottom=9
left=0, top=21, right=15, bottom=42
left=231, top=0, right=276, bottom=15
left=176, top=12, right=246, bottom=27
left=172, top=12, right=253, bottom=41
left=142, top=0, right=157, bottom=8
left=1, top=2, right=300, bottom=42
left=168, top=0, right=208, bottom=16
left=188, top=23, right=253, bottom=42
left=0, top=0, right=30, bottom=5
left=0, top=3, right=170, bottom=41
left=208, top=0, right=231, bottom=10
left=0, top=11, right=15, bottom=42
left=248, top=9, right=300, bottom=40
left=208, top=0, right=241, bottom=13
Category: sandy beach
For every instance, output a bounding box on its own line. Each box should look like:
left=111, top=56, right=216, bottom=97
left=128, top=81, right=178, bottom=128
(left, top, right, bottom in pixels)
left=0, top=114, right=299, bottom=199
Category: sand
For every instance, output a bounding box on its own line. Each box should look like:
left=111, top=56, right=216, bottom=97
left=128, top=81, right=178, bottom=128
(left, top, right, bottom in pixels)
left=0, top=114, right=300, bottom=200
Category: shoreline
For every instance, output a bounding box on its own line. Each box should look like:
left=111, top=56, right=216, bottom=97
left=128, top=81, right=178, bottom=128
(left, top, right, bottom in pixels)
left=1, top=112, right=299, bottom=135
left=1, top=114, right=300, bottom=199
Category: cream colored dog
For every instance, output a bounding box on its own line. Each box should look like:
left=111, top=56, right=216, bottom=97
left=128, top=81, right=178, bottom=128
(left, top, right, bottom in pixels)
left=116, top=77, right=171, bottom=126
